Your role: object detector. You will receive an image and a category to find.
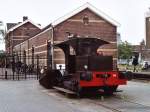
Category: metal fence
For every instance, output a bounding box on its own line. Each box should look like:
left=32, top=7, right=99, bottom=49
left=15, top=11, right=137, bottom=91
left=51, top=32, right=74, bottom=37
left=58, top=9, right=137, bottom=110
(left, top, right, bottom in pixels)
left=0, top=54, right=46, bottom=80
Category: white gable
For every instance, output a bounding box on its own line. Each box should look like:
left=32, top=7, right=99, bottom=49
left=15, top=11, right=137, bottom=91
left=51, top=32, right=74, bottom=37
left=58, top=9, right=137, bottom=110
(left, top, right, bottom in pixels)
left=52, top=3, right=120, bottom=27
left=7, top=19, right=42, bottom=33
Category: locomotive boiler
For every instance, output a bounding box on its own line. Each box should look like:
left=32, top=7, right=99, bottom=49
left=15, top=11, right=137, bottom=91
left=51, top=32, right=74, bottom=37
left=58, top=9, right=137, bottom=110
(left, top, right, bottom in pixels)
left=39, top=36, right=128, bottom=95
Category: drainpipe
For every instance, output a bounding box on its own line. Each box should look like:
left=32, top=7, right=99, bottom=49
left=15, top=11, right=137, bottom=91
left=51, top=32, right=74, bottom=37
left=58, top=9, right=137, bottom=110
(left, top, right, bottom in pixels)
left=51, top=25, right=54, bottom=69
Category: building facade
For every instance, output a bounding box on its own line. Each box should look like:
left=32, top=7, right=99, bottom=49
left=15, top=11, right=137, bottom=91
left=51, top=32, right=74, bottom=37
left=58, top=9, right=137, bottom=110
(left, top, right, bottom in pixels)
left=7, top=3, right=119, bottom=70
left=132, top=40, right=150, bottom=62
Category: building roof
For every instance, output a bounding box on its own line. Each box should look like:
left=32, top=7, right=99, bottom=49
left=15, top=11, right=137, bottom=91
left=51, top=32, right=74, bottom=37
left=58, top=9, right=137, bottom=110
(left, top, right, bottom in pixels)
left=6, top=23, right=18, bottom=30
left=7, top=19, right=42, bottom=34
left=132, top=45, right=141, bottom=52
left=29, top=2, right=120, bottom=38
left=52, top=2, right=120, bottom=27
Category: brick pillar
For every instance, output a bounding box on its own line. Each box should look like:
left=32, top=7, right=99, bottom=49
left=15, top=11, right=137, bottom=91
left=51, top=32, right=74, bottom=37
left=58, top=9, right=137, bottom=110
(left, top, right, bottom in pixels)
left=47, top=40, right=52, bottom=69
left=146, top=17, right=150, bottom=49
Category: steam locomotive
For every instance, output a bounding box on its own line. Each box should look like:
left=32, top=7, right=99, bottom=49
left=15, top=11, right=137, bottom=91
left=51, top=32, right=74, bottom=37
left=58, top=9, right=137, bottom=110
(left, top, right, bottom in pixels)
left=39, top=37, right=128, bottom=95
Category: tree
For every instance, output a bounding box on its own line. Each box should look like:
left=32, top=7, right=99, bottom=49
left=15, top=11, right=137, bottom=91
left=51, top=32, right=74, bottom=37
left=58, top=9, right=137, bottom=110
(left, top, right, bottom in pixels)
left=0, top=21, right=5, bottom=45
left=0, top=29, right=4, bottom=36
left=0, top=50, right=5, bottom=58
left=118, top=41, right=133, bottom=60
left=0, top=21, right=4, bottom=35
left=0, top=50, right=6, bottom=67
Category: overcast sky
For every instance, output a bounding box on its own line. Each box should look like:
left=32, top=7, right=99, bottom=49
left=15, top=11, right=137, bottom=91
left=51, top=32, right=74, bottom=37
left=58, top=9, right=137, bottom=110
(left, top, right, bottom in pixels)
left=0, top=0, right=150, bottom=50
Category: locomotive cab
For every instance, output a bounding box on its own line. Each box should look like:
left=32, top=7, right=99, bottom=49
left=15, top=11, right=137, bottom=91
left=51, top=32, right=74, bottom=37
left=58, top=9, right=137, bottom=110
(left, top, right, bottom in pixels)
left=53, top=37, right=127, bottom=94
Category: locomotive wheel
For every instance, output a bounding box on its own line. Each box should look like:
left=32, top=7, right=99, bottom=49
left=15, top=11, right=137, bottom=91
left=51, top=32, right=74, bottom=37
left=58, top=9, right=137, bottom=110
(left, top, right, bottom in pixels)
left=39, top=69, right=62, bottom=89
left=76, top=86, right=84, bottom=98
left=103, top=86, right=118, bottom=95
left=76, top=87, right=99, bottom=98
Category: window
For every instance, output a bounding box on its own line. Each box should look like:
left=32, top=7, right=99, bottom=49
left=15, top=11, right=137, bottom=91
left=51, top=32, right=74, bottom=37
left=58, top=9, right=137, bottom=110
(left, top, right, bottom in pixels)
left=83, top=16, right=89, bottom=25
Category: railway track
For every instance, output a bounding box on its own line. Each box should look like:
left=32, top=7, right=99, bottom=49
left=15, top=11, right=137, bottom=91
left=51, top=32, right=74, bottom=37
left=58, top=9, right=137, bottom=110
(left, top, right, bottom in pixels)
left=45, top=88, right=150, bottom=112
left=85, top=94, right=150, bottom=112
left=85, top=99, right=122, bottom=112
left=132, top=72, right=150, bottom=79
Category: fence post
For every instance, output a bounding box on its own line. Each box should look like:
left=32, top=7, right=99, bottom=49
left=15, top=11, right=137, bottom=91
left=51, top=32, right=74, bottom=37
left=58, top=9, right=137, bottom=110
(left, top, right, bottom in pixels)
left=36, top=55, right=39, bottom=80
left=12, top=55, right=15, bottom=80
left=13, top=70, right=14, bottom=80
left=5, top=70, right=7, bottom=80
left=24, top=50, right=26, bottom=79
left=24, top=65, right=27, bottom=79
left=5, top=56, right=7, bottom=80
left=17, top=71, right=19, bottom=80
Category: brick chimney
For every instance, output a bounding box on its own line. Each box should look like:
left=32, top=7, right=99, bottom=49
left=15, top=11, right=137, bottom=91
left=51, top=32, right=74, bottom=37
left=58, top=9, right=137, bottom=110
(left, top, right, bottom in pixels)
left=23, top=16, right=28, bottom=21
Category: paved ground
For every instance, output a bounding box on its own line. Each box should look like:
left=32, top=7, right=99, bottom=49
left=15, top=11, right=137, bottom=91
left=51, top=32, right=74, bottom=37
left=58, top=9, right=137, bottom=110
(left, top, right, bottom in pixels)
left=0, top=80, right=150, bottom=112
left=117, top=80, right=150, bottom=106
left=0, top=80, right=112, bottom=112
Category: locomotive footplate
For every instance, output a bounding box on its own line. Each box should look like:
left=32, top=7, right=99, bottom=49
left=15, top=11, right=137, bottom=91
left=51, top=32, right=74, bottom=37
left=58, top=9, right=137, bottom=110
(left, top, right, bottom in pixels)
left=53, top=86, right=76, bottom=94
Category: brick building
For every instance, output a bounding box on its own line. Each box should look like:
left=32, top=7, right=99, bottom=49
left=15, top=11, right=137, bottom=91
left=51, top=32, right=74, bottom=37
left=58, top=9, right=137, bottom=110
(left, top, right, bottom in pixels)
left=131, top=11, right=150, bottom=63
left=5, top=16, right=41, bottom=54
left=8, top=3, right=119, bottom=69
left=132, top=40, right=150, bottom=62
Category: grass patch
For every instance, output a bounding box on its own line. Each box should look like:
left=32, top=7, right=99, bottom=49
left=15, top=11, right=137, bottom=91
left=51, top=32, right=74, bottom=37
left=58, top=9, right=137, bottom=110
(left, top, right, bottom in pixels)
left=118, top=64, right=142, bottom=72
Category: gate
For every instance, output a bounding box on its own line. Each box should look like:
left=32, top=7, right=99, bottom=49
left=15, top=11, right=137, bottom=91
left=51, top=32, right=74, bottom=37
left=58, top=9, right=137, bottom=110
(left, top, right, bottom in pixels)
left=0, top=54, right=45, bottom=80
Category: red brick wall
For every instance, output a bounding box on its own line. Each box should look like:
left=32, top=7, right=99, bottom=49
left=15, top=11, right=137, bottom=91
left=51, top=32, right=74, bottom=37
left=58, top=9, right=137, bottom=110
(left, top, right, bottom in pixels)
left=54, top=8, right=116, bottom=42
left=14, top=8, right=117, bottom=69
left=6, top=22, right=41, bottom=54
left=12, top=22, right=41, bottom=46
left=14, top=28, right=51, bottom=65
